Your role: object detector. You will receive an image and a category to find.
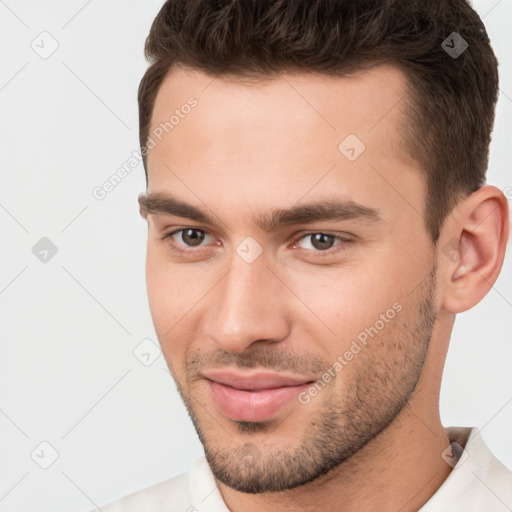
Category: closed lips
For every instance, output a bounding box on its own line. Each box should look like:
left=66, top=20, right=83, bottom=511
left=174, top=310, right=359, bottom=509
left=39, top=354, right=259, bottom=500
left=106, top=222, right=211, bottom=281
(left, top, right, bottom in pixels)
left=201, top=369, right=315, bottom=390
left=203, top=369, right=317, bottom=422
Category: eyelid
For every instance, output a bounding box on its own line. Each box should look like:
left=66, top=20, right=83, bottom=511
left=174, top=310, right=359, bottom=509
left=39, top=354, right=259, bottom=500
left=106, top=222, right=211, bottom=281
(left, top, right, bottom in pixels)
left=291, top=227, right=352, bottom=241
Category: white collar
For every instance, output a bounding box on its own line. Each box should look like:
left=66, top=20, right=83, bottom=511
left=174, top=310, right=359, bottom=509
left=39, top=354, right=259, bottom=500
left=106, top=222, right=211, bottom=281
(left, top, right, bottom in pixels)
left=419, top=426, right=512, bottom=511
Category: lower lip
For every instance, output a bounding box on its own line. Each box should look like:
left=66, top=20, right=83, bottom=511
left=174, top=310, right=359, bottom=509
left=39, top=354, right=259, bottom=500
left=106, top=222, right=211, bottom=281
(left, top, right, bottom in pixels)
left=207, top=380, right=312, bottom=422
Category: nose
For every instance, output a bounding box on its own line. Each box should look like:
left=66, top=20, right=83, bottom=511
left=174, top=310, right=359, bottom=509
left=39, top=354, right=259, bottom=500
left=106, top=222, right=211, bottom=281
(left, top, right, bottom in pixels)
left=206, top=252, right=292, bottom=353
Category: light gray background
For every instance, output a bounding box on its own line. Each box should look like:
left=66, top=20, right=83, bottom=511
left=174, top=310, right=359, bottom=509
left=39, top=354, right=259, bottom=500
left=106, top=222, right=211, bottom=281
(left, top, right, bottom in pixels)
left=0, top=1, right=511, bottom=511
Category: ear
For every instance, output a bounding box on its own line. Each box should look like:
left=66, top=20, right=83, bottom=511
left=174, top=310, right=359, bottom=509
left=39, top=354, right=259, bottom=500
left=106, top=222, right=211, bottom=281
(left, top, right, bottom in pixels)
left=439, top=185, right=510, bottom=314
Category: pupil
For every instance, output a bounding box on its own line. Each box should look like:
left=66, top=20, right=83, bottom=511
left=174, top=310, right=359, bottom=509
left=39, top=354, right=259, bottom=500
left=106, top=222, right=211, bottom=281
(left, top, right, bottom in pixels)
left=183, top=229, right=205, bottom=246
left=311, top=233, right=333, bottom=250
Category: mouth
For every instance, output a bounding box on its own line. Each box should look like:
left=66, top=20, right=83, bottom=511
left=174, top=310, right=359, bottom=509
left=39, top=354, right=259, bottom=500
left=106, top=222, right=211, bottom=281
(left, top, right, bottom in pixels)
left=202, top=369, right=315, bottom=422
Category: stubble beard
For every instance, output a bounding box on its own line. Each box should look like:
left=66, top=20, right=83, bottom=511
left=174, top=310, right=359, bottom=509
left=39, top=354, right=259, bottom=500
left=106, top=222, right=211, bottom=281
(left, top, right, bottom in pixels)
left=172, top=266, right=438, bottom=494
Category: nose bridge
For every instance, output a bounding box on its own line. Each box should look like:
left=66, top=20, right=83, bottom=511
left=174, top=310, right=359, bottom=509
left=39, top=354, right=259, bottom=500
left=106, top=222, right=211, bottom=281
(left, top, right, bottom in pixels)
left=207, top=253, right=290, bottom=352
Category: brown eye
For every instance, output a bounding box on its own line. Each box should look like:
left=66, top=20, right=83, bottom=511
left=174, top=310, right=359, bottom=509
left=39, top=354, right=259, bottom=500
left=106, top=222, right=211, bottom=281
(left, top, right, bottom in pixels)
left=179, top=228, right=206, bottom=246
left=308, top=233, right=337, bottom=250
left=293, top=232, right=353, bottom=260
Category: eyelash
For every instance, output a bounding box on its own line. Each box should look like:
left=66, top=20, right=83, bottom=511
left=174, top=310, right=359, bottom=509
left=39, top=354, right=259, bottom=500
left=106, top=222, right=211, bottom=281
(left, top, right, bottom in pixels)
left=162, top=228, right=353, bottom=259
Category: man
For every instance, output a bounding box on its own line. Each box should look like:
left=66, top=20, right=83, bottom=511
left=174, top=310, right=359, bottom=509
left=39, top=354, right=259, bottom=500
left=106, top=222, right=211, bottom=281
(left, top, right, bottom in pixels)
left=93, top=0, right=511, bottom=510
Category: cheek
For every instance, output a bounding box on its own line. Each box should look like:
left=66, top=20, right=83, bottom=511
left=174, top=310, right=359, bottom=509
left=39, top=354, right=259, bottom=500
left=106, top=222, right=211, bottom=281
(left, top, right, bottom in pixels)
left=145, top=245, right=191, bottom=337
left=145, top=245, right=213, bottom=361
left=145, top=260, right=187, bottom=376
left=146, top=247, right=170, bottom=318
left=283, top=263, right=404, bottom=345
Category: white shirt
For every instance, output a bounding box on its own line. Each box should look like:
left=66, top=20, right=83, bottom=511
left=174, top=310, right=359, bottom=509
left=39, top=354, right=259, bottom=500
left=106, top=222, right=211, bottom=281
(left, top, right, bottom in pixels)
left=91, top=426, right=512, bottom=511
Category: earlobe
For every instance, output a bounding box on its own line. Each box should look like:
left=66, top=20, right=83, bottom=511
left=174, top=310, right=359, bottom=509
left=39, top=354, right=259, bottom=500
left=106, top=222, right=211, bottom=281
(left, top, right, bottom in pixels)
left=441, top=186, right=509, bottom=313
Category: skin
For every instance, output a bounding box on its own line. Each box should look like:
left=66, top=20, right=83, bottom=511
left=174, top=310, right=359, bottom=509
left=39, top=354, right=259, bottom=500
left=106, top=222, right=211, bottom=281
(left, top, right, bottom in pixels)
left=139, top=64, right=509, bottom=512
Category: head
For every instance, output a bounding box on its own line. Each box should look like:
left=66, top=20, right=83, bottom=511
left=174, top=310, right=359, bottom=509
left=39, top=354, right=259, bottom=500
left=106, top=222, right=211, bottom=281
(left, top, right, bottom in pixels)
left=137, top=0, right=509, bottom=495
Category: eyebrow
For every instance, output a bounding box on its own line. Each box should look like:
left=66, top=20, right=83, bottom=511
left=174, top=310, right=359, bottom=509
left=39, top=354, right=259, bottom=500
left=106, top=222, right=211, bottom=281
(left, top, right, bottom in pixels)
left=139, top=192, right=382, bottom=231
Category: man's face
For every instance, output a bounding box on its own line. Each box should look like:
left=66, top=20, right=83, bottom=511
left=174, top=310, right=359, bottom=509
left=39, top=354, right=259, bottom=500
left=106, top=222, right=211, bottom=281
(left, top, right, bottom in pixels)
left=142, top=64, right=439, bottom=493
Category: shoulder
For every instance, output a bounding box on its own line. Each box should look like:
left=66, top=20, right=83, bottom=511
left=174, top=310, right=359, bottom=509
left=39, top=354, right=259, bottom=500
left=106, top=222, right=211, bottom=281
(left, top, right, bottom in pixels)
left=90, top=456, right=228, bottom=512
left=89, top=463, right=192, bottom=512
left=421, top=426, right=512, bottom=511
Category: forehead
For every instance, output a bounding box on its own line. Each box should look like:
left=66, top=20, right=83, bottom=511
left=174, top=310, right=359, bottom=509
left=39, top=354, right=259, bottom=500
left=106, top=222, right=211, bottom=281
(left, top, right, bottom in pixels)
left=149, top=64, right=412, bottom=145
left=145, top=64, right=425, bottom=226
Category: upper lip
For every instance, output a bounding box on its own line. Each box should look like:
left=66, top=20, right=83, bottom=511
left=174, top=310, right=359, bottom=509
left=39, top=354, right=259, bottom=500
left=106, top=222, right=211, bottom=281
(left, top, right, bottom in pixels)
left=201, top=369, right=315, bottom=390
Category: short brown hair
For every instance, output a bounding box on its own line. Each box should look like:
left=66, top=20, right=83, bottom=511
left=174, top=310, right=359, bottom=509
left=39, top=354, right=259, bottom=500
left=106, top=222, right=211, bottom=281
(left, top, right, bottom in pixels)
left=138, top=0, right=499, bottom=242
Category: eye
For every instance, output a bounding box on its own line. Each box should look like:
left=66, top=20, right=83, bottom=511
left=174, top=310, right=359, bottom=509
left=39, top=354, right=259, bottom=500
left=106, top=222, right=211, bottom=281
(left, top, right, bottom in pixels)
left=163, top=228, right=216, bottom=255
left=162, top=228, right=353, bottom=260
left=298, top=233, right=339, bottom=251
left=293, top=232, right=353, bottom=258
left=172, top=228, right=208, bottom=247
